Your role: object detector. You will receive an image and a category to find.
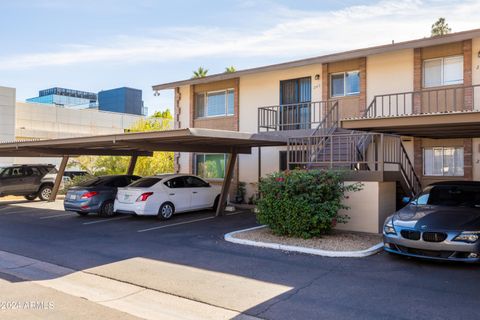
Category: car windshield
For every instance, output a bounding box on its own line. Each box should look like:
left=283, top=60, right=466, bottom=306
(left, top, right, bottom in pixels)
left=128, top=177, right=162, bottom=188
left=415, top=185, right=480, bottom=208
left=48, top=168, right=58, bottom=174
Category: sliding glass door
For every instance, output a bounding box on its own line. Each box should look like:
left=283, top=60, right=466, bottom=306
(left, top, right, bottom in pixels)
left=280, top=77, right=311, bottom=130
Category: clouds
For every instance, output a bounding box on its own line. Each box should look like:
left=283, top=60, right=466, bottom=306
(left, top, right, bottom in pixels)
left=0, top=0, right=478, bottom=71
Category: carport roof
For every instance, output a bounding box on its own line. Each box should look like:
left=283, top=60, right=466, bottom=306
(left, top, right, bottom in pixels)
left=0, top=128, right=287, bottom=157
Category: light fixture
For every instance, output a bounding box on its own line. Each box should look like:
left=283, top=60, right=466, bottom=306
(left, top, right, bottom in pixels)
left=153, top=90, right=160, bottom=96
left=314, top=74, right=320, bottom=80
left=478, top=50, right=480, bottom=58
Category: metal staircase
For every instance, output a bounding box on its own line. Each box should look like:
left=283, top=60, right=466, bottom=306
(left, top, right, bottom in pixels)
left=287, top=101, right=421, bottom=198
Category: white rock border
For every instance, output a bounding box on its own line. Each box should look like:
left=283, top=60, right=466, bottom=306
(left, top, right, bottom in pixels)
left=224, top=225, right=384, bottom=258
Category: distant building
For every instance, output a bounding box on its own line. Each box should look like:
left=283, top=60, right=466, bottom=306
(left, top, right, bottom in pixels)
left=1, top=85, right=144, bottom=167
left=98, top=87, right=146, bottom=116
left=26, top=87, right=97, bottom=108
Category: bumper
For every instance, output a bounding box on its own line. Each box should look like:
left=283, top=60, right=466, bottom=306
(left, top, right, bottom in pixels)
left=113, top=201, right=154, bottom=216
left=383, top=233, right=480, bottom=263
left=64, top=200, right=102, bottom=213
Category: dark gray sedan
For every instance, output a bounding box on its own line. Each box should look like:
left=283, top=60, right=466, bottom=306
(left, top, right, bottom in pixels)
left=383, top=181, right=480, bottom=263
left=64, top=175, right=141, bottom=217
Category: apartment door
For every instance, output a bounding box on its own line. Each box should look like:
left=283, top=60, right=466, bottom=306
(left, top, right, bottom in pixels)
left=280, top=77, right=311, bottom=130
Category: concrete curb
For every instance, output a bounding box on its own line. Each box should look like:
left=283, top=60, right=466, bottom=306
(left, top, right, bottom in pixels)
left=224, top=225, right=384, bottom=258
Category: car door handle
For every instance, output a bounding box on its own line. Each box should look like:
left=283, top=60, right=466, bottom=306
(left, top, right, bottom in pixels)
left=169, top=193, right=175, bottom=196
left=192, top=191, right=198, bottom=194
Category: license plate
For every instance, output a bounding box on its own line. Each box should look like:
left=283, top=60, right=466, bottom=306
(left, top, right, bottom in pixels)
left=69, top=194, right=76, bottom=200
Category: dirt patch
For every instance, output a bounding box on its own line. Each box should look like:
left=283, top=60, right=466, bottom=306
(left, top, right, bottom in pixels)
left=232, top=227, right=382, bottom=251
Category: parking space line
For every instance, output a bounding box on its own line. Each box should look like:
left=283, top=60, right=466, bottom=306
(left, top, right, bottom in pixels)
left=83, top=216, right=131, bottom=225
left=39, top=213, right=74, bottom=220
left=137, top=216, right=215, bottom=233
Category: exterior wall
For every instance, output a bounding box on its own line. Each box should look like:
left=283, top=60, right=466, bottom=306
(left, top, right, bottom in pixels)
left=413, top=137, right=473, bottom=187
left=0, top=86, right=16, bottom=166
left=473, top=138, right=480, bottom=181
left=238, top=64, right=323, bottom=197
left=336, top=181, right=396, bottom=233
left=322, top=58, right=366, bottom=118
left=366, top=49, right=414, bottom=104
left=473, top=37, right=480, bottom=88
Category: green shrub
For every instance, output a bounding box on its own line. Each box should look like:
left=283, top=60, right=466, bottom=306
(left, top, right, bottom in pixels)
left=256, top=170, right=362, bottom=238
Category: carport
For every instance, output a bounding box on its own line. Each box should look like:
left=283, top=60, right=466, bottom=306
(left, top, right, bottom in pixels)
left=0, top=128, right=286, bottom=216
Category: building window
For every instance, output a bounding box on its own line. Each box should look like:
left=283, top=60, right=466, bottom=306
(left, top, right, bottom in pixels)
left=330, top=71, right=360, bottom=97
left=423, top=147, right=464, bottom=176
left=423, top=55, right=463, bottom=88
left=195, top=154, right=227, bottom=179
left=195, top=89, right=234, bottom=118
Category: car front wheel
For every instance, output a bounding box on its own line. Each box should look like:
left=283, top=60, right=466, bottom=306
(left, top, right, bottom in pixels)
left=38, top=185, right=53, bottom=201
left=158, top=202, right=174, bottom=220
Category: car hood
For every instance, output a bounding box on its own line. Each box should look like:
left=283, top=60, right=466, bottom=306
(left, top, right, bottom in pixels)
left=393, top=205, right=480, bottom=231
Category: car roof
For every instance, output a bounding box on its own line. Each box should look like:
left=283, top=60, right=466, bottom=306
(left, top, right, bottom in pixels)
left=428, top=181, right=480, bottom=187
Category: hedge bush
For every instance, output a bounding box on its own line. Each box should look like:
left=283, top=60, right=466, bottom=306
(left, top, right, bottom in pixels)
left=256, top=170, right=362, bottom=238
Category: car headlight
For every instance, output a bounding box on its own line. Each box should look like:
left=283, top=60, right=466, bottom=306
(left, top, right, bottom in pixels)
left=383, top=218, right=397, bottom=235
left=453, top=232, right=480, bottom=243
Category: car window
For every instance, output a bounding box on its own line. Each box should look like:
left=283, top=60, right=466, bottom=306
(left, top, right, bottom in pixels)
left=22, top=167, right=34, bottom=176
left=11, top=167, right=23, bottom=177
left=112, top=177, right=130, bottom=188
left=77, top=177, right=109, bottom=187
left=184, top=176, right=209, bottom=188
left=31, top=167, right=42, bottom=176
left=164, top=177, right=186, bottom=189
left=129, top=177, right=162, bottom=188
left=127, top=176, right=141, bottom=184
left=415, top=185, right=480, bottom=207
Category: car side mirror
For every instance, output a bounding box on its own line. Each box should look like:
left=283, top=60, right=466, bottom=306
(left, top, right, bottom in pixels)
left=402, top=196, right=411, bottom=204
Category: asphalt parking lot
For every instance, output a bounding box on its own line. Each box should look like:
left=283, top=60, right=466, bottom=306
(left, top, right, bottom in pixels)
left=0, top=200, right=479, bottom=320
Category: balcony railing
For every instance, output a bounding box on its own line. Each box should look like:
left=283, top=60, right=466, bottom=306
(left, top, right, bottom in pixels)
left=363, top=84, right=480, bottom=118
left=258, top=100, right=337, bottom=132
left=288, top=132, right=421, bottom=196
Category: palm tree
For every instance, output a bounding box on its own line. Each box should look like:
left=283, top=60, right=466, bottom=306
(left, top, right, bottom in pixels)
left=431, top=18, right=451, bottom=36
left=224, top=66, right=236, bottom=73
left=192, top=67, right=208, bottom=78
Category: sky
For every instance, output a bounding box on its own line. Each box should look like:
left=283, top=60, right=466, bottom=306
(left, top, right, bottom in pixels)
left=1, top=0, right=479, bottom=115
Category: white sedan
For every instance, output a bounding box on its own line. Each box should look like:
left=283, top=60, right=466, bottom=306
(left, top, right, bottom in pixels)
left=114, top=174, right=222, bottom=219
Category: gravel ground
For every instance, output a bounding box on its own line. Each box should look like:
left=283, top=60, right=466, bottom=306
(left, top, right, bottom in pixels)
left=233, top=227, right=382, bottom=251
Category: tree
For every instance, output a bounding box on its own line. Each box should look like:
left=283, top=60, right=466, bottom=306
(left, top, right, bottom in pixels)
left=192, top=67, right=208, bottom=78
left=224, top=66, right=236, bottom=73
left=431, top=18, right=451, bottom=36
left=70, top=110, right=175, bottom=176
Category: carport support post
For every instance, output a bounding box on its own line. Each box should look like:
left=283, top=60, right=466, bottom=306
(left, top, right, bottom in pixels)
left=49, top=156, right=69, bottom=202
left=215, top=150, right=238, bottom=217
left=127, top=155, right=138, bottom=175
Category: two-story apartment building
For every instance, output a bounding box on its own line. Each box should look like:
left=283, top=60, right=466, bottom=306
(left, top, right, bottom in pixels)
left=152, top=28, right=480, bottom=233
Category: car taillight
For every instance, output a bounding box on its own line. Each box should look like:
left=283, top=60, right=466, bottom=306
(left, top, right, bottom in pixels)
left=136, top=192, right=153, bottom=202
left=81, top=191, right=98, bottom=199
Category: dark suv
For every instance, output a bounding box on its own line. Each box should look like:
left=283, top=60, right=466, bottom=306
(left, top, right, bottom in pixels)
left=0, top=164, right=55, bottom=201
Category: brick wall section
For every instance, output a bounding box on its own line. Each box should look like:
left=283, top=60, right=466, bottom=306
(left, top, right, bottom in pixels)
left=322, top=63, right=329, bottom=101
left=187, top=79, right=240, bottom=199
left=464, top=138, right=473, bottom=181
left=413, top=48, right=422, bottom=114
left=463, top=39, right=473, bottom=110
left=359, top=57, right=367, bottom=115
left=413, top=137, right=423, bottom=178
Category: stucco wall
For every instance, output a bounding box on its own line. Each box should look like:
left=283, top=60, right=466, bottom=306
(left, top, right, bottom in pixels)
left=366, top=49, right=414, bottom=105
left=336, top=181, right=396, bottom=233
left=177, top=85, right=192, bottom=174
left=238, top=64, right=322, bottom=192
